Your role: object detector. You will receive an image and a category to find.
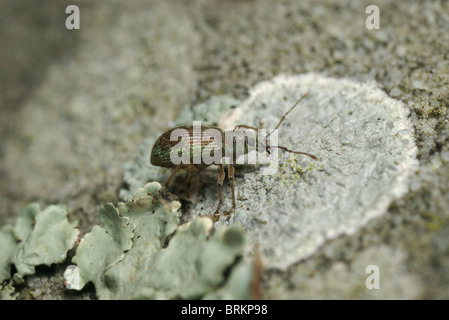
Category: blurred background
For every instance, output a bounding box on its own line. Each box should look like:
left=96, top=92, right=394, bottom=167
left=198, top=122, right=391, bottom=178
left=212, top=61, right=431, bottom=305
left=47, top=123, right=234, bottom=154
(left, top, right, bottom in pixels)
left=0, top=0, right=448, bottom=299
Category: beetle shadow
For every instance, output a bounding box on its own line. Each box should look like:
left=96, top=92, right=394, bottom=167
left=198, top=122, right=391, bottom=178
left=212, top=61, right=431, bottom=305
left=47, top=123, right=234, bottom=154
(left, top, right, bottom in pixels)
left=167, top=167, right=219, bottom=216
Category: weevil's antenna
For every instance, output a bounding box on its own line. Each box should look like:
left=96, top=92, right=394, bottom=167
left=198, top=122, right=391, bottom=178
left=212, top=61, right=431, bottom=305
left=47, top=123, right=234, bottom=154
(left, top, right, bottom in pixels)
left=270, top=145, right=317, bottom=160
left=265, top=93, right=317, bottom=160
left=265, top=93, right=309, bottom=139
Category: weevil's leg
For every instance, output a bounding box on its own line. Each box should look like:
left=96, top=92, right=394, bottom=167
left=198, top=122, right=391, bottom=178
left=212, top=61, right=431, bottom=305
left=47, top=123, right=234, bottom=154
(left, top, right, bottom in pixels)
left=164, top=165, right=181, bottom=188
left=153, top=165, right=181, bottom=203
left=214, top=164, right=225, bottom=220
left=224, top=164, right=236, bottom=219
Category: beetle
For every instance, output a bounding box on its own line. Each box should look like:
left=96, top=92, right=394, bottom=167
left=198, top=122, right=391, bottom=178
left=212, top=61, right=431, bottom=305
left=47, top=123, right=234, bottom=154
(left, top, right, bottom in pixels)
left=151, top=93, right=317, bottom=220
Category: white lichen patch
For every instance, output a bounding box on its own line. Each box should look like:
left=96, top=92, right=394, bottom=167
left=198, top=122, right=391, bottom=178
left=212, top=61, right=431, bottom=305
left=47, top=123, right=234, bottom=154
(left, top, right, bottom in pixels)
left=190, top=74, right=418, bottom=270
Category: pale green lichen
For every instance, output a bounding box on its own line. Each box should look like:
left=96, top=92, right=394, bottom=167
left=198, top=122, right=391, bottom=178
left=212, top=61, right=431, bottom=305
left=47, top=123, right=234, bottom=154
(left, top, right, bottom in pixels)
left=0, top=203, right=79, bottom=297
left=66, top=182, right=251, bottom=300
left=0, top=281, right=18, bottom=300
left=0, top=226, right=17, bottom=283
left=64, top=203, right=135, bottom=291
left=130, top=219, right=248, bottom=300
left=13, top=202, right=40, bottom=242
left=203, top=259, right=253, bottom=300
left=11, top=204, right=79, bottom=284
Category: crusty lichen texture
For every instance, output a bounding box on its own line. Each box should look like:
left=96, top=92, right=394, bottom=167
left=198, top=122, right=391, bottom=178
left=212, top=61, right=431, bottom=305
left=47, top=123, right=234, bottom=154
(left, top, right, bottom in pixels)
left=194, top=74, right=418, bottom=269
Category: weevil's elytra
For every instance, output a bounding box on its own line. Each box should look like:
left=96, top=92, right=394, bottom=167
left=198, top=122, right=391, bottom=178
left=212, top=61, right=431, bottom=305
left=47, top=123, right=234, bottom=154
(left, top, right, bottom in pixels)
left=151, top=125, right=224, bottom=170
left=150, top=93, right=317, bottom=220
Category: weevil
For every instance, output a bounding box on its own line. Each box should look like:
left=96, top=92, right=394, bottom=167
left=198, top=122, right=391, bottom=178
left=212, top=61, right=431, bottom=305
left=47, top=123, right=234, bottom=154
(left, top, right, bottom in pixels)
left=151, top=93, right=317, bottom=220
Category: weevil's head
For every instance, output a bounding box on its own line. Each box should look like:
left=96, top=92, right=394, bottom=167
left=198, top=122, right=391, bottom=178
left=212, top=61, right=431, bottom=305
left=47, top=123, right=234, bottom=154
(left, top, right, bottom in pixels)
left=242, top=130, right=266, bottom=154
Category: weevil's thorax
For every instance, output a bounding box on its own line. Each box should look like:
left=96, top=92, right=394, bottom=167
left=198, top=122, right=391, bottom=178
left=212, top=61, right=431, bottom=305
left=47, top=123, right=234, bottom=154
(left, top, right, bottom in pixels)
left=244, top=131, right=270, bottom=155
left=223, top=130, right=268, bottom=163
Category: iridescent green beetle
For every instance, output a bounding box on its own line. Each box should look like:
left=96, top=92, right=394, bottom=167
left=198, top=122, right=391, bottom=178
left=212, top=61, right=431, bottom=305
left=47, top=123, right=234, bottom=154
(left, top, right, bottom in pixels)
left=151, top=94, right=317, bottom=219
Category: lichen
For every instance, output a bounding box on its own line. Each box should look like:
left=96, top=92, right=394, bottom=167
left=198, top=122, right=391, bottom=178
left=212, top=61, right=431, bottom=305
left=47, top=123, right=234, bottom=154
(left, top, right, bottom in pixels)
left=11, top=204, right=79, bottom=284
left=0, top=226, right=17, bottom=283
left=65, top=182, right=252, bottom=300
left=63, top=203, right=135, bottom=291
left=215, top=74, right=418, bottom=270
left=0, top=282, right=18, bottom=300
left=0, top=203, right=79, bottom=294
